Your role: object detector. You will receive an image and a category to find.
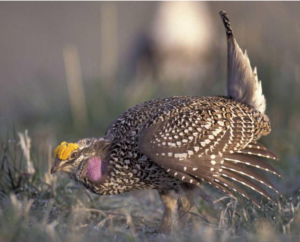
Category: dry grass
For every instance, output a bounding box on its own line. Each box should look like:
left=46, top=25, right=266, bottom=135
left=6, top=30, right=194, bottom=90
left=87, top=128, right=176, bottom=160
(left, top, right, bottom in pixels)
left=1, top=129, right=300, bottom=242
left=1, top=4, right=300, bottom=241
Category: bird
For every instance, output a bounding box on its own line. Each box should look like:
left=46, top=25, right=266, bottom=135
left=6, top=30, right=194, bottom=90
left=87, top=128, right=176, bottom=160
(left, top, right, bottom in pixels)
left=51, top=11, right=281, bottom=234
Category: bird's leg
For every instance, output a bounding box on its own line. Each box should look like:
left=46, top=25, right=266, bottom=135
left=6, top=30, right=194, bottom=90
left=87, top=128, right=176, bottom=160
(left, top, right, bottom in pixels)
left=158, top=190, right=178, bottom=234
left=177, top=185, right=194, bottom=230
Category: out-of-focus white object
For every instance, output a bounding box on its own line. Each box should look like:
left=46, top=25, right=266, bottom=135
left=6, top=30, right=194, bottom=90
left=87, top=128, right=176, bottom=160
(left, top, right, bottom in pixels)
left=152, top=1, right=213, bottom=57
left=149, top=2, right=213, bottom=82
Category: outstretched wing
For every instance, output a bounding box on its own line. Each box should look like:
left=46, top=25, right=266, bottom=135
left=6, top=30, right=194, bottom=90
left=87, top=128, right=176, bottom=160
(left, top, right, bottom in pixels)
left=138, top=106, right=280, bottom=208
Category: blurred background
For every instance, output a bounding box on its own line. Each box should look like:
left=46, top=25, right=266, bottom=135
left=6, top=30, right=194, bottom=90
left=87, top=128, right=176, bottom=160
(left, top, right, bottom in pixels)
left=1, top=2, right=300, bottom=194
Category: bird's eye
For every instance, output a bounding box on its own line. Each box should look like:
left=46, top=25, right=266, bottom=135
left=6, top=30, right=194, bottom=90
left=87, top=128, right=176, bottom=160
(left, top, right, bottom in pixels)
left=70, top=152, right=78, bottom=159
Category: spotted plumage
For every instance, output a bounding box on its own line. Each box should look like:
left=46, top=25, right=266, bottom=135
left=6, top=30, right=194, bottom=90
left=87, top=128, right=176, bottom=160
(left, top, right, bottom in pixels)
left=51, top=11, right=281, bottom=233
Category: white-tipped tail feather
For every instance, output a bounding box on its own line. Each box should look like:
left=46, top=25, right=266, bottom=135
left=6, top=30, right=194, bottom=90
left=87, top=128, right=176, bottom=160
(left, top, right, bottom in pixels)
left=220, top=11, right=266, bottom=114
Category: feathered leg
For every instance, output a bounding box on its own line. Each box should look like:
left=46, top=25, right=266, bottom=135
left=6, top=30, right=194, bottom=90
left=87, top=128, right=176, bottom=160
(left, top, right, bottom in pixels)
left=177, top=187, right=194, bottom=230
left=177, top=184, right=213, bottom=230
left=159, top=190, right=178, bottom=234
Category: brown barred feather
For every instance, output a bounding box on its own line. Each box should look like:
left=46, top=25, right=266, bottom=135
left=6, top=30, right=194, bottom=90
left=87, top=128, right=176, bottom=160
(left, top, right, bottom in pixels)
left=165, top=167, right=200, bottom=185
left=238, top=148, right=278, bottom=160
left=220, top=169, right=273, bottom=201
left=221, top=161, right=280, bottom=194
left=224, top=154, right=281, bottom=177
left=246, top=142, right=267, bottom=150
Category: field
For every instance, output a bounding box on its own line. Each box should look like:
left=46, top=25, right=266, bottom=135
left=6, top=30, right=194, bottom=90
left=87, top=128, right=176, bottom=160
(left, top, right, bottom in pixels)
left=1, top=129, right=300, bottom=241
left=1, top=2, right=300, bottom=241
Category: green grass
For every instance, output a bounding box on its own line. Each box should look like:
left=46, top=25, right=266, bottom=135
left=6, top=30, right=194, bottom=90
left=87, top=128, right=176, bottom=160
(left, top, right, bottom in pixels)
left=1, top=128, right=300, bottom=242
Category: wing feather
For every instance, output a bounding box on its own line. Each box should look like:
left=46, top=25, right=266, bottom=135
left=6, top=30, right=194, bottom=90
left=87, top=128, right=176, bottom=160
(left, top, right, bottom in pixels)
left=139, top=107, right=280, bottom=208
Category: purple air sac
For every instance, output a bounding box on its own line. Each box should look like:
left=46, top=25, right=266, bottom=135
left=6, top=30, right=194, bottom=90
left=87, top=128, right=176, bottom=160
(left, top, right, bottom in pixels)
left=86, top=157, right=106, bottom=182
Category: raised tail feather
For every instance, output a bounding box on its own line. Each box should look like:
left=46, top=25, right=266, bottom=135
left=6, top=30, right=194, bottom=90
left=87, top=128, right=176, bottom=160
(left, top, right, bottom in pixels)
left=219, top=11, right=266, bottom=114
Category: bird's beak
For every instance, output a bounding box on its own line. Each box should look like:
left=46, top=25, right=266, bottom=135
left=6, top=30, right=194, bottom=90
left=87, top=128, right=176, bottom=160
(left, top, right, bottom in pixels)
left=50, top=158, right=62, bottom=174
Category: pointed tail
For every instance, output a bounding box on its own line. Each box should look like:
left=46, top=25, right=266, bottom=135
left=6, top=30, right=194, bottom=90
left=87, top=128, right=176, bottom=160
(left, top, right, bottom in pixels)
left=219, top=11, right=266, bottom=114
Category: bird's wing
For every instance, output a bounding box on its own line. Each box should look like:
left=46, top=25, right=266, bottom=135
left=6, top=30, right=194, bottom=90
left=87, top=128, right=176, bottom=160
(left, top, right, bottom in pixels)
left=138, top=107, right=280, bottom=207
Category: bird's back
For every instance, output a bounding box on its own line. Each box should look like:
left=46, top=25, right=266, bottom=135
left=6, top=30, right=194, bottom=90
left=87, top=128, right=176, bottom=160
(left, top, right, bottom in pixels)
left=106, top=96, right=270, bottom=143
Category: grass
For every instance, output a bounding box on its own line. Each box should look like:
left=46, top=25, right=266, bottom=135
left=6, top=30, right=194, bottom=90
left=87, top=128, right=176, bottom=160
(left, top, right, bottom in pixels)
left=2, top=3, right=300, bottom=241
left=1, top=128, right=300, bottom=242
left=1, top=60, right=299, bottom=241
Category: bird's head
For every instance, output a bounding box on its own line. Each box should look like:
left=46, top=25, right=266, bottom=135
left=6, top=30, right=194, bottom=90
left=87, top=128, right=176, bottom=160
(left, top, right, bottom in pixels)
left=51, top=138, right=111, bottom=182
